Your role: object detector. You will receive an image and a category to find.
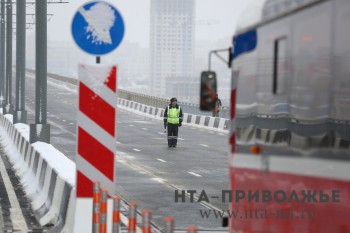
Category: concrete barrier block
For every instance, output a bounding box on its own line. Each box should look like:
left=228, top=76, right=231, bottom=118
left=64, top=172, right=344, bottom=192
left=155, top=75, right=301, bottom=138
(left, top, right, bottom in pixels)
left=32, top=164, right=53, bottom=210
left=208, top=117, right=215, bottom=128
left=199, top=116, right=206, bottom=126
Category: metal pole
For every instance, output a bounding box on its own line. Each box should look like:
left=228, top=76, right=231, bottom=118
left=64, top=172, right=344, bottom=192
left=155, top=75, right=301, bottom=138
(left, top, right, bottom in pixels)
left=112, top=196, right=121, bottom=233
left=5, top=0, right=13, bottom=114
left=30, top=0, right=50, bottom=143
left=96, top=56, right=101, bottom=64
left=0, top=0, right=5, bottom=110
left=14, top=0, right=27, bottom=123
left=208, top=51, right=213, bottom=72
left=92, top=182, right=101, bottom=233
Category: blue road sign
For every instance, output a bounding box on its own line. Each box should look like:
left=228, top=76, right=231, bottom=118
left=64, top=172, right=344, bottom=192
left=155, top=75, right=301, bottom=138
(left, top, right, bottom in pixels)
left=71, top=1, right=125, bottom=56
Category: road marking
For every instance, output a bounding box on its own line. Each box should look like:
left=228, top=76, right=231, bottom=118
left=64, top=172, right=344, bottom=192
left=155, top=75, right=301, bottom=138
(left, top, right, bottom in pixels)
left=152, top=178, right=165, bottom=183
left=178, top=137, right=184, bottom=141
left=117, top=159, right=126, bottom=164
left=116, top=141, right=121, bottom=144
left=69, top=122, right=74, bottom=125
left=188, top=172, right=202, bottom=177
left=218, top=133, right=225, bottom=136
left=142, top=128, right=148, bottom=131
left=0, top=156, right=28, bottom=229
left=129, top=124, right=134, bottom=127
left=157, top=158, right=166, bottom=163
left=114, top=150, right=222, bottom=212
left=62, top=119, right=66, bottom=122
left=158, top=132, right=165, bottom=135
left=133, top=149, right=141, bottom=152
left=26, top=105, right=76, bottom=137
left=200, top=144, right=209, bottom=147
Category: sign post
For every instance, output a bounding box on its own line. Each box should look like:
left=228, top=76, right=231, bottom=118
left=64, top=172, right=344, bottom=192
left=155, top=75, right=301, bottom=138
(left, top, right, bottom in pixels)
left=71, top=1, right=124, bottom=232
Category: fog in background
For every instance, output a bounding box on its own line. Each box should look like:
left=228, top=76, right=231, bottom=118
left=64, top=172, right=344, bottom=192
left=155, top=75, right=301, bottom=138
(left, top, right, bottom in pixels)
left=23, top=0, right=256, bottom=105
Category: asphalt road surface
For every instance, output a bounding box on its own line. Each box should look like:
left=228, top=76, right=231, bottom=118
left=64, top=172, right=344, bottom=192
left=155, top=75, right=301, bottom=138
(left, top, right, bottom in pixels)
left=23, top=74, right=230, bottom=230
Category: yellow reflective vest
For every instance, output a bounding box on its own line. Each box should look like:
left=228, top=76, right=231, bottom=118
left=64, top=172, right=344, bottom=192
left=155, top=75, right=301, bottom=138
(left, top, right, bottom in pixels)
left=167, top=106, right=181, bottom=124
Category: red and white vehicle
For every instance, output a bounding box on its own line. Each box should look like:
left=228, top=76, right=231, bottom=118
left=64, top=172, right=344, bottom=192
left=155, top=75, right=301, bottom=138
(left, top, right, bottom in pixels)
left=229, top=0, right=350, bottom=232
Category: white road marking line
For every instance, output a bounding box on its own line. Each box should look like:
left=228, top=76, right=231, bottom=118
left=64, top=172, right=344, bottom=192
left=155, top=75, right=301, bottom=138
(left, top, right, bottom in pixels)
left=133, top=149, right=141, bottom=152
left=188, top=172, right=202, bottom=177
left=69, top=122, right=74, bottom=125
left=0, top=157, right=28, bottom=229
left=129, top=124, right=134, bottom=127
left=157, top=158, right=166, bottom=163
left=152, top=177, right=166, bottom=183
left=200, top=144, right=209, bottom=147
left=178, top=137, right=184, bottom=141
left=117, top=159, right=126, bottom=164
left=116, top=141, right=121, bottom=144
left=142, top=128, right=148, bottom=130
left=62, top=119, right=66, bottom=122
left=158, top=132, right=165, bottom=135
left=218, top=133, right=225, bottom=136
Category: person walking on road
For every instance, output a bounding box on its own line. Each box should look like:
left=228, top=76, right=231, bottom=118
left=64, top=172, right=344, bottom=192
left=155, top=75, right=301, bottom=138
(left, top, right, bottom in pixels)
left=164, top=97, right=183, bottom=148
left=213, top=94, right=222, bottom=117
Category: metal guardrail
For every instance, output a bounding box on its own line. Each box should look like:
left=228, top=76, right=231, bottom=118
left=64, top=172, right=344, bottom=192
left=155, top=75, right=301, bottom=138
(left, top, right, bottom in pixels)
left=26, top=69, right=230, bottom=119
left=118, top=89, right=230, bottom=119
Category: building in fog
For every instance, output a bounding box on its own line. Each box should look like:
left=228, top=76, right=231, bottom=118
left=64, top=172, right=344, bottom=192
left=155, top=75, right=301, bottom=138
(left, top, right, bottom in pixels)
left=150, top=0, right=195, bottom=98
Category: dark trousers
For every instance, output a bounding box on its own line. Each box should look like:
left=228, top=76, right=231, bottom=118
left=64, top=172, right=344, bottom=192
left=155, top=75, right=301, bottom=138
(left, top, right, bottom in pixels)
left=167, top=123, right=179, bottom=146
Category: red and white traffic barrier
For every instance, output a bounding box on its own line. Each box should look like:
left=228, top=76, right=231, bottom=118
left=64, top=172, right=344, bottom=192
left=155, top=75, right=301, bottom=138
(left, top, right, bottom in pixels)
left=100, top=189, right=108, bottom=233
left=187, top=226, right=198, bottom=233
left=164, top=217, right=174, bottom=233
left=112, top=196, right=121, bottom=233
left=128, top=202, right=137, bottom=233
left=74, top=64, right=117, bottom=233
left=229, top=70, right=239, bottom=154
left=142, top=210, right=152, bottom=233
left=92, top=182, right=101, bottom=233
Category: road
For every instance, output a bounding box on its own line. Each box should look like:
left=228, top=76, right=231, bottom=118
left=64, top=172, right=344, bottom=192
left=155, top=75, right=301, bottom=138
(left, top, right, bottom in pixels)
left=23, top=73, right=230, bottom=230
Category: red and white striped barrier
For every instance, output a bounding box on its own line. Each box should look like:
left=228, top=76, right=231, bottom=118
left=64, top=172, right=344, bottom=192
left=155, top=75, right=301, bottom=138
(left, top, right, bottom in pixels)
left=164, top=216, right=174, bottom=233
left=229, top=70, right=239, bottom=154
left=142, top=210, right=152, bottom=233
left=100, top=189, right=108, bottom=233
left=112, top=196, right=121, bottom=233
left=92, top=182, right=101, bottom=233
left=128, top=202, right=137, bottom=233
left=74, top=64, right=117, bottom=232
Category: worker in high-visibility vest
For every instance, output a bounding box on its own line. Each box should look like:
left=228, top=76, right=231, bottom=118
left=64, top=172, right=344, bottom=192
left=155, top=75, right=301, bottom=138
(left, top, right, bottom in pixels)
left=164, top=97, right=183, bottom=148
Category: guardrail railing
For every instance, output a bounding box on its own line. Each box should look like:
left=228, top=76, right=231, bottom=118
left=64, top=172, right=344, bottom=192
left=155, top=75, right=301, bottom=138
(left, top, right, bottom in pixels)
left=26, top=69, right=230, bottom=119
